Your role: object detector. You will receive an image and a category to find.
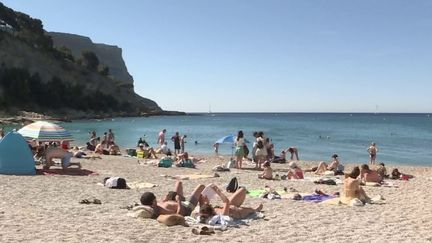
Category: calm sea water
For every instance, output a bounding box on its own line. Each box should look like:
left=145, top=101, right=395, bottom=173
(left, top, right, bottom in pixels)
left=14, top=113, right=432, bottom=166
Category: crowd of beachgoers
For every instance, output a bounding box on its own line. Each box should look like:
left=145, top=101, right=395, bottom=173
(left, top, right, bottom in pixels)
left=1, top=126, right=431, bottom=242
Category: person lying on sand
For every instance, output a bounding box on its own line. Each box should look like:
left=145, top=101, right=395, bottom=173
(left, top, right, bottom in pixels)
left=360, top=164, right=382, bottom=183
left=197, top=185, right=263, bottom=223
left=44, top=147, right=81, bottom=170
left=140, top=182, right=205, bottom=218
left=390, top=168, right=414, bottom=180
left=271, top=150, right=287, bottom=163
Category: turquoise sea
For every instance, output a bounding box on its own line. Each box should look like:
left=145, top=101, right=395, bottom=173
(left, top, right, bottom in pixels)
left=9, top=113, right=431, bottom=166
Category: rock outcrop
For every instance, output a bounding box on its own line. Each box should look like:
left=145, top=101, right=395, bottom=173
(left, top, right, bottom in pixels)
left=48, top=32, right=134, bottom=86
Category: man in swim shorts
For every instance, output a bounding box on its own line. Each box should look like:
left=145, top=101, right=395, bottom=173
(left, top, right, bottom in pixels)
left=140, top=182, right=205, bottom=218
left=367, top=142, right=378, bottom=165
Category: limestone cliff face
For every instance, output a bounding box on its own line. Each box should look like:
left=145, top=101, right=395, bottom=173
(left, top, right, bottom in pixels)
left=48, top=32, right=133, bottom=86
left=0, top=33, right=162, bottom=116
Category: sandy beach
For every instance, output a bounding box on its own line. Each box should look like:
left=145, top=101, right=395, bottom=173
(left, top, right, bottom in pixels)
left=1, top=153, right=432, bottom=243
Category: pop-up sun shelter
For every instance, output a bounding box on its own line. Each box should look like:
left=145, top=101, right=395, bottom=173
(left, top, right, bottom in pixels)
left=0, top=132, right=36, bottom=175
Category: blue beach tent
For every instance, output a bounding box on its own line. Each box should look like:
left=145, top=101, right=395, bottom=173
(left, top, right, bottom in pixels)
left=0, top=132, right=36, bottom=175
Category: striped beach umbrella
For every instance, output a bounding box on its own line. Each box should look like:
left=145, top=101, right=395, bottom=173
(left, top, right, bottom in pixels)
left=17, top=121, right=73, bottom=141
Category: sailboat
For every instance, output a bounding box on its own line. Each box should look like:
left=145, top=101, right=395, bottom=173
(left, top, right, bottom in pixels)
left=208, top=104, right=216, bottom=116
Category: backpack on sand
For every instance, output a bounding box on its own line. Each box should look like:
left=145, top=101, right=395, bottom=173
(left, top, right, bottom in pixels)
left=226, top=177, right=239, bottom=193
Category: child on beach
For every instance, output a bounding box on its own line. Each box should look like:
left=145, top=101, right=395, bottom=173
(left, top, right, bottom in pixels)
left=287, top=161, right=304, bottom=179
left=258, top=161, right=273, bottom=180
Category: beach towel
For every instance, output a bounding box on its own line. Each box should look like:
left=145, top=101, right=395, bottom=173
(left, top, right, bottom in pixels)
left=128, top=181, right=158, bottom=189
left=302, top=193, right=335, bottom=203
left=322, top=194, right=385, bottom=206
left=185, top=212, right=265, bottom=231
left=36, top=168, right=98, bottom=176
left=247, top=189, right=290, bottom=199
left=161, top=174, right=219, bottom=180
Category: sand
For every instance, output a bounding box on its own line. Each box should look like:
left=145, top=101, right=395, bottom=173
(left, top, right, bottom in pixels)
left=1, top=153, right=432, bottom=242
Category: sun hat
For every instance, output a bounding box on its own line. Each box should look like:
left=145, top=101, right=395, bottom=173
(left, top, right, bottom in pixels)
left=288, top=161, right=298, bottom=169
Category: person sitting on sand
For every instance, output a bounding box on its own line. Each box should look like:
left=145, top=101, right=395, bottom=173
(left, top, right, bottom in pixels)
left=44, top=147, right=81, bottom=170
left=258, top=161, right=273, bottom=180
left=287, top=147, right=300, bottom=160
left=140, top=183, right=205, bottom=218
left=341, top=166, right=370, bottom=204
left=314, top=154, right=341, bottom=175
left=175, top=152, right=195, bottom=168
left=287, top=161, right=304, bottom=179
left=360, top=164, right=382, bottom=183
left=197, top=184, right=263, bottom=224
left=136, top=143, right=158, bottom=159
left=376, top=163, right=388, bottom=179
left=155, top=142, right=171, bottom=155
left=95, top=140, right=108, bottom=155
left=108, top=142, right=121, bottom=155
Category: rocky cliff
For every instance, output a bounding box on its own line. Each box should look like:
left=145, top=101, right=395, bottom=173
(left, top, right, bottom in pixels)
left=48, top=32, right=134, bottom=86
left=0, top=2, right=183, bottom=119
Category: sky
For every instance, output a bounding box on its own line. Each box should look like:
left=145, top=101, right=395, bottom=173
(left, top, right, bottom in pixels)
left=2, top=0, right=432, bottom=113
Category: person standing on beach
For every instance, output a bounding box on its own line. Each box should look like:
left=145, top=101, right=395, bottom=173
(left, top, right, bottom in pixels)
left=103, top=132, right=109, bottom=148
left=108, top=129, right=115, bottom=143
left=180, top=134, right=187, bottom=153
left=158, top=129, right=166, bottom=146
left=213, top=143, right=219, bottom=154
left=234, top=130, right=245, bottom=169
left=171, top=132, right=181, bottom=155
left=367, top=142, right=378, bottom=165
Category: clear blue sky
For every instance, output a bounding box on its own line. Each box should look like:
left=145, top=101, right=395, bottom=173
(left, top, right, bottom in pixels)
left=2, top=0, right=432, bottom=113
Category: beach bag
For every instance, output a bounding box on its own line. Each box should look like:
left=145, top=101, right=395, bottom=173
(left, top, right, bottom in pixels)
left=158, top=157, right=173, bottom=168
left=226, top=177, right=239, bottom=193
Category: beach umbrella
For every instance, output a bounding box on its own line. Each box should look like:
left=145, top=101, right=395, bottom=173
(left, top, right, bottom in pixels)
left=17, top=121, right=73, bottom=141
left=215, top=135, right=250, bottom=144
left=215, top=135, right=249, bottom=157
left=215, top=135, right=236, bottom=144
